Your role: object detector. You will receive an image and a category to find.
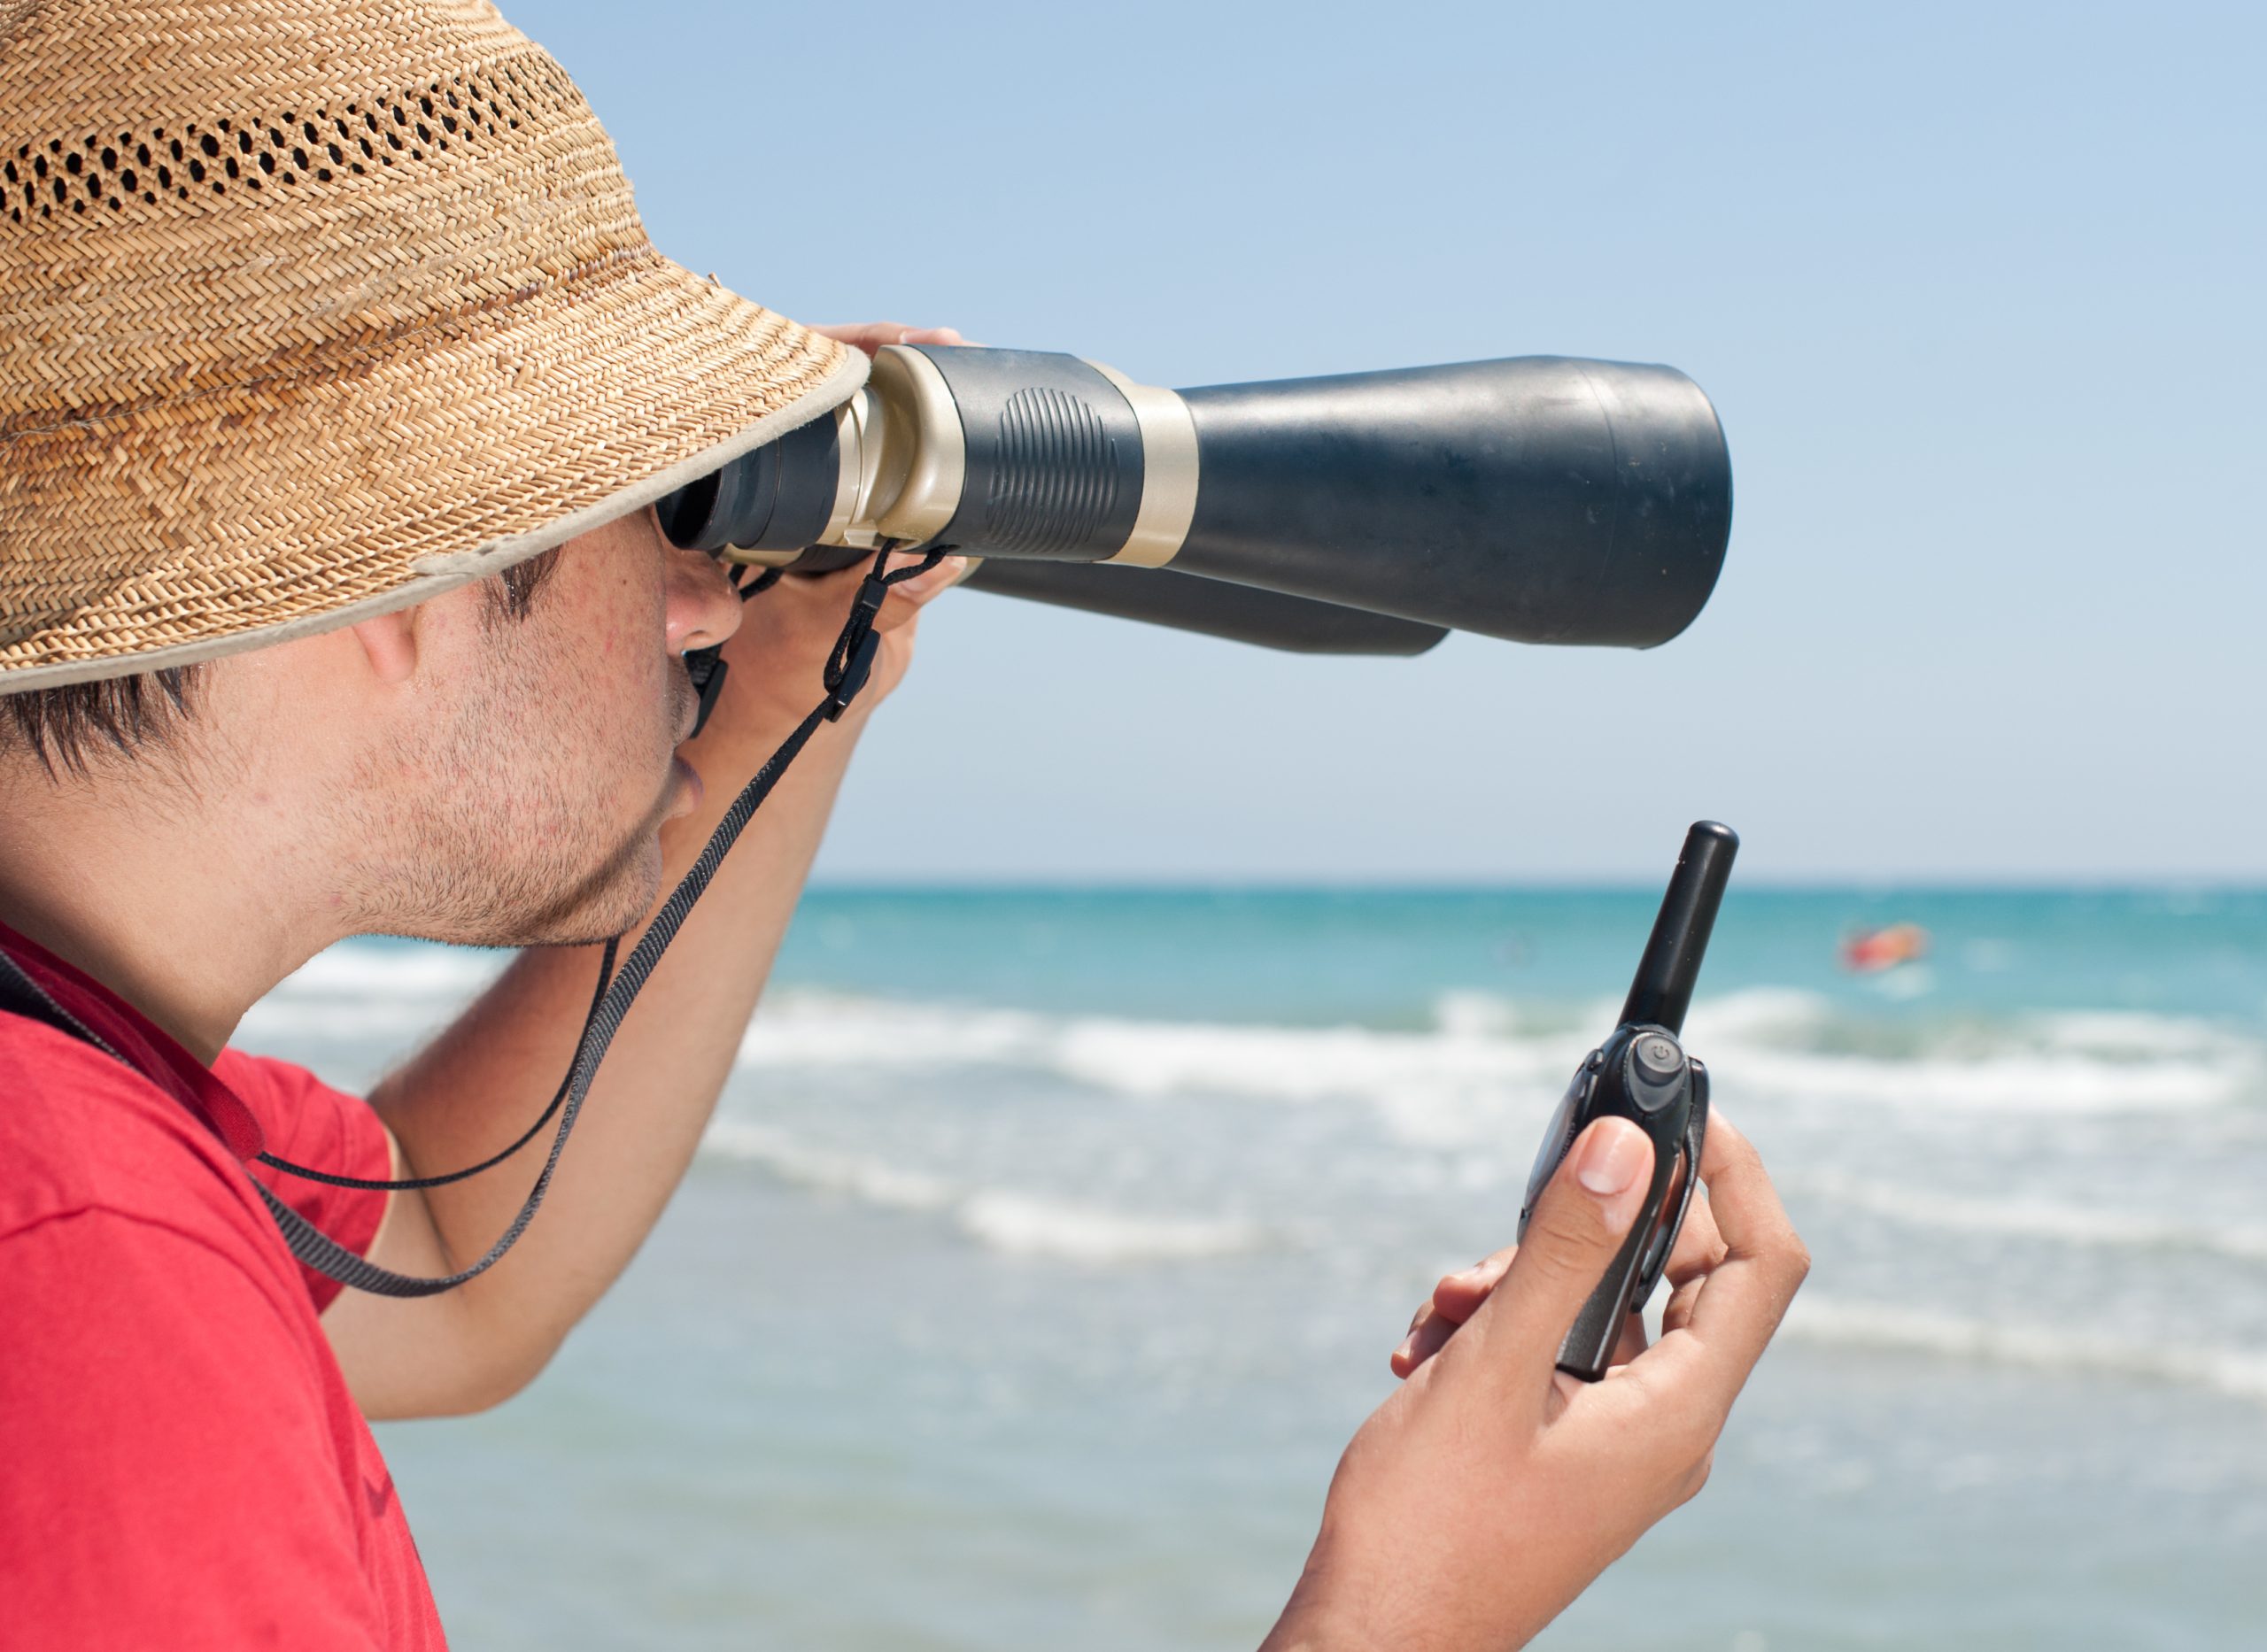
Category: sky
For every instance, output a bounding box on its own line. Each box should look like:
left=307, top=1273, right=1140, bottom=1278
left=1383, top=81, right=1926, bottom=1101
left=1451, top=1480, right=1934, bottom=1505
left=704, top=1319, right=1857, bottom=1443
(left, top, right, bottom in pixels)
left=507, top=0, right=2264, bottom=883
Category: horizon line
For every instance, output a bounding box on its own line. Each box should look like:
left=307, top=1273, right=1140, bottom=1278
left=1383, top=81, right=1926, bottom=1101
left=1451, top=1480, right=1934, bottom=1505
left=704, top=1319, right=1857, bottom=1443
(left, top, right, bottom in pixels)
left=802, top=876, right=2267, bottom=895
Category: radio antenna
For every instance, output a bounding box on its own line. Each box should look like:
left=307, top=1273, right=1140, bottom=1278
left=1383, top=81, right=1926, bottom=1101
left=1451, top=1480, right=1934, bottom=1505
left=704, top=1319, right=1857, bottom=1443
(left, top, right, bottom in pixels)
left=1620, top=821, right=1739, bottom=1036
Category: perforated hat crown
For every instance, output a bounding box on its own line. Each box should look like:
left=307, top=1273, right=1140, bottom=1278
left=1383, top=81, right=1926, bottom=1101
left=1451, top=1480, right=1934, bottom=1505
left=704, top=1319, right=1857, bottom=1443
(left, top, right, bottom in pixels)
left=0, top=0, right=863, bottom=690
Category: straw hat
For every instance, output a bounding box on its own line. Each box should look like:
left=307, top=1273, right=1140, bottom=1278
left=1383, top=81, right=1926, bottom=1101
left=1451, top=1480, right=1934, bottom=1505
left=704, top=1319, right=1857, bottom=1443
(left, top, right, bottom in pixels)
left=0, top=0, right=864, bottom=691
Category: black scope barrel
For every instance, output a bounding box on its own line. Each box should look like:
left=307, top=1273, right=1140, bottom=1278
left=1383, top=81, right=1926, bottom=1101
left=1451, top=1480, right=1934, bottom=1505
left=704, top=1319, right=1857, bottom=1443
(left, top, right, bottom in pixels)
left=1168, top=357, right=1729, bottom=648
left=958, top=560, right=1447, bottom=655
left=658, top=349, right=1732, bottom=653
left=1619, top=821, right=1739, bottom=1036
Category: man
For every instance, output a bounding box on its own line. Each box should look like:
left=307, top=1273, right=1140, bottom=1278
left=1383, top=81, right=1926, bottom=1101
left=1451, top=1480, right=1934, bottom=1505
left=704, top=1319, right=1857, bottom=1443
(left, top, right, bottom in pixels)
left=0, top=2, right=1807, bottom=1647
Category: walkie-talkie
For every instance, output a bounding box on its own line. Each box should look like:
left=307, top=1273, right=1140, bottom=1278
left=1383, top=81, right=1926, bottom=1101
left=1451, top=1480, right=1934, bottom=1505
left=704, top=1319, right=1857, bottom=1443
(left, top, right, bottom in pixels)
left=1518, top=821, right=1738, bottom=1381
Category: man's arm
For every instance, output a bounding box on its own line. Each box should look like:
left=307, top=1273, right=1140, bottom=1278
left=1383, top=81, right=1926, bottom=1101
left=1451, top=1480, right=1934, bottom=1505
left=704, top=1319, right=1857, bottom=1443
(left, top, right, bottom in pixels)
left=322, top=434, right=964, bottom=1413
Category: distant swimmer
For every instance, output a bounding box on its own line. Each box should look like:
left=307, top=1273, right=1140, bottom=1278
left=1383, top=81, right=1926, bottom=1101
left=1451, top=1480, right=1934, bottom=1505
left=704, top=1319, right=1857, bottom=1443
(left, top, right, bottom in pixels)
left=1841, top=922, right=1930, bottom=973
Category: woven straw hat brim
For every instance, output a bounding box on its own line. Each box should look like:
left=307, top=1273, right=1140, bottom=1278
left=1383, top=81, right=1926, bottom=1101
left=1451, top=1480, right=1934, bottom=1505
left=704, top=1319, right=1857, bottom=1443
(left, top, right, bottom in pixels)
left=1, top=256, right=863, bottom=691
left=0, top=0, right=863, bottom=691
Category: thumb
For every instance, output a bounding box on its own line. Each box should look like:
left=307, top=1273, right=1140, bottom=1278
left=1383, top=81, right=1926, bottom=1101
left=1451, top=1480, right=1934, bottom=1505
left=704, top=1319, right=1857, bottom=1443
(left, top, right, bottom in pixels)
left=1471, top=1116, right=1654, bottom=1409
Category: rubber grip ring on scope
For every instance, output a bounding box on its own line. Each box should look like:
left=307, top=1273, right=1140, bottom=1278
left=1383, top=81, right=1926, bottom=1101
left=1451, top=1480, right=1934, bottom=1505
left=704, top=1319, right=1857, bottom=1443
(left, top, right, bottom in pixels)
left=978, top=387, right=1120, bottom=553
left=911, top=346, right=1146, bottom=561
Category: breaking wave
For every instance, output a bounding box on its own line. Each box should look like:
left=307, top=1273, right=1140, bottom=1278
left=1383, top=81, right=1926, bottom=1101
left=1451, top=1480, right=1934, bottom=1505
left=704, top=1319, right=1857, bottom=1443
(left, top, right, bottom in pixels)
left=1787, top=1170, right=2267, bottom=1264
left=241, top=942, right=2263, bottom=1130
left=731, top=985, right=2261, bottom=1125
left=702, top=1121, right=1265, bottom=1264
left=237, top=943, right=508, bottom=1041
left=1783, top=1295, right=2267, bottom=1408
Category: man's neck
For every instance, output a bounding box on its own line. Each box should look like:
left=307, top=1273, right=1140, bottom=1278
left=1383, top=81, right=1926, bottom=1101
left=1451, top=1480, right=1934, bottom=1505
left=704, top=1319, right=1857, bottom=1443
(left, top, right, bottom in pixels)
left=0, top=758, right=336, bottom=1065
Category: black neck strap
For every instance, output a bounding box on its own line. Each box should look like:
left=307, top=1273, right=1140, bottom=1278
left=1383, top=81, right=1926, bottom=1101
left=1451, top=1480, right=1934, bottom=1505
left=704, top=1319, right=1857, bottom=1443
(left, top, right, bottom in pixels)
left=12, top=544, right=940, bottom=1300
left=257, top=692, right=838, bottom=1296
left=0, top=946, right=121, bottom=1060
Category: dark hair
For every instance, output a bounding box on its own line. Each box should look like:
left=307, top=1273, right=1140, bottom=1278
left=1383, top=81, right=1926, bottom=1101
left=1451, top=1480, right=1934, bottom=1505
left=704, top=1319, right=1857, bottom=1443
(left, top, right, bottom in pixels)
left=4, top=546, right=566, bottom=775
left=2, top=667, right=206, bottom=778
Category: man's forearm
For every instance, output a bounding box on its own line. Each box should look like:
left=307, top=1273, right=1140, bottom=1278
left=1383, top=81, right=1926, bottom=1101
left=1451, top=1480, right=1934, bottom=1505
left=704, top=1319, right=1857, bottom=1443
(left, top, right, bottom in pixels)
left=327, top=696, right=870, bottom=1416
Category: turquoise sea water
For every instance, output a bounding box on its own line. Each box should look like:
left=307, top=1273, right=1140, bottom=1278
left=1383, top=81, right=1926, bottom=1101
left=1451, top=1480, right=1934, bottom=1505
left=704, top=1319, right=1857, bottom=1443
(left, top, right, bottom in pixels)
left=239, top=887, right=2267, bottom=1649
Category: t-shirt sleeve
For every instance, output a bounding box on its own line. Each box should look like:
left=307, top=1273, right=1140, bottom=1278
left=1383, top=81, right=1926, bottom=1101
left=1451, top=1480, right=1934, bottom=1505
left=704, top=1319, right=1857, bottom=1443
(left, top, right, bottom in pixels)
left=218, top=1051, right=392, bottom=1311
left=0, top=1206, right=387, bottom=1649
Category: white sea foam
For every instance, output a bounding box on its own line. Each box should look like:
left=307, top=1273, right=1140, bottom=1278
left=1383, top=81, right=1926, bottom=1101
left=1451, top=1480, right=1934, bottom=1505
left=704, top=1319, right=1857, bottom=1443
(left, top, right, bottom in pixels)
left=1783, top=1295, right=2267, bottom=1407
left=245, top=945, right=2265, bottom=1129
left=1729, top=1046, right=2240, bottom=1114
left=735, top=991, right=1569, bottom=1146
left=238, top=944, right=508, bottom=1040
left=282, top=946, right=506, bottom=997
left=1680, top=988, right=1836, bottom=1043
left=2031, top=1009, right=2254, bottom=1061
left=1788, top=1171, right=2267, bottom=1264
left=701, top=1121, right=1262, bottom=1264
left=740, top=991, right=1561, bottom=1097
left=1693, top=991, right=2256, bottom=1112
left=956, top=1193, right=1262, bottom=1263
left=734, top=985, right=2261, bottom=1126
left=706, top=1122, right=956, bottom=1213
left=736, top=997, right=1054, bottom=1070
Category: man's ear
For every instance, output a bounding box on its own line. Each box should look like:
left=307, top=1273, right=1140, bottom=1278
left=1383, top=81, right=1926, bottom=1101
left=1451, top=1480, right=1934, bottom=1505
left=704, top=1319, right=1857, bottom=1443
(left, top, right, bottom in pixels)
left=348, top=607, right=420, bottom=686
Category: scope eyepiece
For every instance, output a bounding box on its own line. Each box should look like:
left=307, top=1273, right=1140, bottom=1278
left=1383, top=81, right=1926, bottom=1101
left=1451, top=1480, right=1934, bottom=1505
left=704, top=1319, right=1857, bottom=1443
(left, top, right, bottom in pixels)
left=658, top=413, right=842, bottom=555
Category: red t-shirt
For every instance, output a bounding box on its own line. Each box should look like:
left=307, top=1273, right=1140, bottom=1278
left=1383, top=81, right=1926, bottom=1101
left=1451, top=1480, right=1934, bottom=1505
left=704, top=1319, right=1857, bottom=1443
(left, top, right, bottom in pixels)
left=0, top=922, right=446, bottom=1649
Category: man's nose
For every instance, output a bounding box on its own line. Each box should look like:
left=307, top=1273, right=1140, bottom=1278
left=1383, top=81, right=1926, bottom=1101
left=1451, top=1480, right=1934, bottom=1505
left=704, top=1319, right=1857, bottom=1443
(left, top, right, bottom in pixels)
left=664, top=544, right=743, bottom=658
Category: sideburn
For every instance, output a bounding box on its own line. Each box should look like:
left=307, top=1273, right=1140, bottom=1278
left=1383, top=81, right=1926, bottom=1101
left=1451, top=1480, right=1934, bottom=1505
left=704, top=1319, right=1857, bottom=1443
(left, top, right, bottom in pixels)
left=484, top=546, right=565, bottom=627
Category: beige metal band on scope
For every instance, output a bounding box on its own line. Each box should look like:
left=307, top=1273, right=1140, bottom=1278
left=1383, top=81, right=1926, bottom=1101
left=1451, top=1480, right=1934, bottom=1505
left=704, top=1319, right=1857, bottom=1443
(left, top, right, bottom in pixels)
left=726, top=353, right=960, bottom=565
left=868, top=345, right=967, bottom=546
left=1087, top=360, right=1201, bottom=568
left=773, top=345, right=971, bottom=555
left=798, top=390, right=869, bottom=557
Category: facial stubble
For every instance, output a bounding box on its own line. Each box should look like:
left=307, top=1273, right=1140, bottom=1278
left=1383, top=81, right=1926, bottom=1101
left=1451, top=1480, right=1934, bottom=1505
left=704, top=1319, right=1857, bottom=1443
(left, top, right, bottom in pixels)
left=344, top=653, right=700, bottom=952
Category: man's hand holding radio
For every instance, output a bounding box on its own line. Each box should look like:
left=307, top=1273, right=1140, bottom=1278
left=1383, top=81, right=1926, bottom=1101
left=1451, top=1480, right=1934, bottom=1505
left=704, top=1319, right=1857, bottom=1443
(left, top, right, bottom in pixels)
left=1263, top=1112, right=1807, bottom=1652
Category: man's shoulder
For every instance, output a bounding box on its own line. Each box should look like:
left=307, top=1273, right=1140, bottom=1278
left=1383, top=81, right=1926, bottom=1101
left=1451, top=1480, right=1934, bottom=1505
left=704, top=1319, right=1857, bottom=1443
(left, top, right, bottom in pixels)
left=0, top=1009, right=256, bottom=1241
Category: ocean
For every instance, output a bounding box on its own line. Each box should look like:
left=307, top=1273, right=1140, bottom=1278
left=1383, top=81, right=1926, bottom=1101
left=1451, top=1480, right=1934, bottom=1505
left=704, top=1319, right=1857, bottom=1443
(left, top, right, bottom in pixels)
left=236, top=887, right=2267, bottom=1649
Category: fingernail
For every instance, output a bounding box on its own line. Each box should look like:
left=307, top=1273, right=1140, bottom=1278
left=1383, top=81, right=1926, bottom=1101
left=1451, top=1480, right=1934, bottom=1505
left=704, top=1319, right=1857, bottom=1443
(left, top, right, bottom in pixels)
left=1575, top=1118, right=1648, bottom=1197
left=1392, top=1333, right=1415, bottom=1366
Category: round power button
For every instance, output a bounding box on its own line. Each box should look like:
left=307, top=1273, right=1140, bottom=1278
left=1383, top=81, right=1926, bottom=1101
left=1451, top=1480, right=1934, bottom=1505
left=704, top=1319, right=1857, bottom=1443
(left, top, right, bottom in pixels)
left=1635, top=1036, right=1682, bottom=1083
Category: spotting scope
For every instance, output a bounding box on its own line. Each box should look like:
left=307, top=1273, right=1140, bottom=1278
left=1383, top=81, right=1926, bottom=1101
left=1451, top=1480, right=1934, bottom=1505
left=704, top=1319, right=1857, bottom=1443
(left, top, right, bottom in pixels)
left=657, top=347, right=1732, bottom=656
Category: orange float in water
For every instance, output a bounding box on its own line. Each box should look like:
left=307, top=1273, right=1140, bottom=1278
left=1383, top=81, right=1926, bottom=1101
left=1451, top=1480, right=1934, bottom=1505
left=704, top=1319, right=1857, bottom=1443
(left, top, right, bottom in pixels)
left=1840, top=922, right=1930, bottom=973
